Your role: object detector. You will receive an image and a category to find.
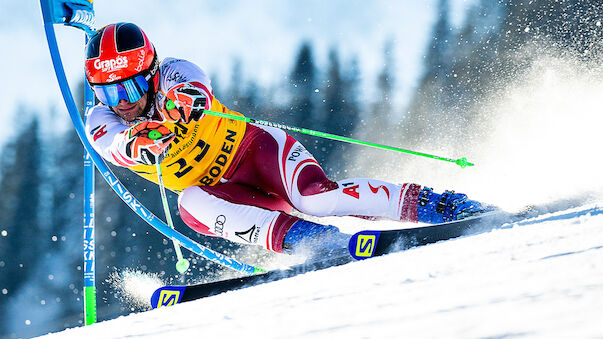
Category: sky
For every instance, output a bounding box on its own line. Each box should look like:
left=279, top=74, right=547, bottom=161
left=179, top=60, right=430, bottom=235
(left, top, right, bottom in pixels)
left=0, top=0, right=474, bottom=144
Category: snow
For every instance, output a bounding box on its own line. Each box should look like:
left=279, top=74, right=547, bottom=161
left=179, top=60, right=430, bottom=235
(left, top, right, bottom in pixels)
left=40, top=203, right=603, bottom=338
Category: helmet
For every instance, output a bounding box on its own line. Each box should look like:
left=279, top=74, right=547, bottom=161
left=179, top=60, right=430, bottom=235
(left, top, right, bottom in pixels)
left=85, top=23, right=159, bottom=106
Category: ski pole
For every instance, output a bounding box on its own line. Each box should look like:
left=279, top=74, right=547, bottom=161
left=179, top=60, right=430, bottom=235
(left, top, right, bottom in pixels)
left=149, top=130, right=190, bottom=274
left=165, top=101, right=473, bottom=168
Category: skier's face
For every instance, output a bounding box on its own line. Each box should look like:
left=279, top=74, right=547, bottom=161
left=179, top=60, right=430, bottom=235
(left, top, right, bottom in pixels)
left=112, top=93, right=148, bottom=122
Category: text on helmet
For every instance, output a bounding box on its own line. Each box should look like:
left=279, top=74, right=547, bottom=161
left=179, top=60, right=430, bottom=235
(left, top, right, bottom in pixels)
left=94, top=56, right=128, bottom=73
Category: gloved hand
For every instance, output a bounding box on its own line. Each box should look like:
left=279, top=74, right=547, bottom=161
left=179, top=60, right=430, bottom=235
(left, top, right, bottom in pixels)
left=163, top=82, right=208, bottom=123
left=123, top=121, right=175, bottom=165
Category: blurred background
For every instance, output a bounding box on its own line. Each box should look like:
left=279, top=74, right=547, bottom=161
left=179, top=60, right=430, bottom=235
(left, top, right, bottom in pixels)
left=1, top=0, right=603, bottom=337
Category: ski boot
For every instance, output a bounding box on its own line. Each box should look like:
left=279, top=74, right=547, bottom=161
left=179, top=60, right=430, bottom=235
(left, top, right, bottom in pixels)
left=417, top=187, right=492, bottom=224
left=283, top=219, right=351, bottom=257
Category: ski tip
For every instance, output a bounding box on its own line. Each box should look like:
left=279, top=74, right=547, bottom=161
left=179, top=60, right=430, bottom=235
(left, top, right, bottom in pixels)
left=348, top=230, right=381, bottom=260
left=150, top=285, right=186, bottom=309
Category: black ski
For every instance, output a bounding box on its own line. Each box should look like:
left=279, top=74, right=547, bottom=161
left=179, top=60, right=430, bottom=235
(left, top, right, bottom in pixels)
left=348, top=211, right=515, bottom=260
left=151, top=253, right=353, bottom=308
left=347, top=198, right=589, bottom=260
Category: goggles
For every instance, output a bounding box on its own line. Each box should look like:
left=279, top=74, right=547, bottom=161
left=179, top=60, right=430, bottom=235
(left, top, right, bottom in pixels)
left=92, top=74, right=150, bottom=107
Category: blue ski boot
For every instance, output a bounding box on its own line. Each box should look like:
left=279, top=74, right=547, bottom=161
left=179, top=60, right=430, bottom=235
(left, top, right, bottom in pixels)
left=417, top=187, right=492, bottom=224
left=283, top=220, right=351, bottom=256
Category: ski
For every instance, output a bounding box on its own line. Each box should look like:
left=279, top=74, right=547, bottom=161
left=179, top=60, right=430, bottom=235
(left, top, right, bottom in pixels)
left=151, top=253, right=353, bottom=309
left=346, top=198, right=584, bottom=260
left=348, top=211, right=513, bottom=260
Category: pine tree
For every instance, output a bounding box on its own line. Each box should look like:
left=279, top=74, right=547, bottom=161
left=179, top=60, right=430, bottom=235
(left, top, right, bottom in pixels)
left=317, top=49, right=346, bottom=171
left=0, top=115, right=43, bottom=335
left=226, top=59, right=262, bottom=116
left=425, top=0, right=453, bottom=83
left=41, top=127, right=86, bottom=332
left=353, top=40, right=396, bottom=175
left=342, top=55, right=363, bottom=172
left=369, top=39, right=396, bottom=140
left=287, top=42, right=319, bottom=154
left=403, top=0, right=460, bottom=148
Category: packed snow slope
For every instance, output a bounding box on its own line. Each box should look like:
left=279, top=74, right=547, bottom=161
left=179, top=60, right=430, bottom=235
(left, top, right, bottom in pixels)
left=41, top=202, right=603, bottom=338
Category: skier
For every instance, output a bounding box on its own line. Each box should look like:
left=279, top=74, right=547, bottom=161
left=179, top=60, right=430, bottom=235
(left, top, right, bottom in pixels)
left=84, top=23, right=490, bottom=256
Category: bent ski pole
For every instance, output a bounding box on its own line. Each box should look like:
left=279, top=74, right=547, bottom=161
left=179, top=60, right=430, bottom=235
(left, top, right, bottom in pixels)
left=166, top=101, right=474, bottom=168
left=149, top=130, right=190, bottom=274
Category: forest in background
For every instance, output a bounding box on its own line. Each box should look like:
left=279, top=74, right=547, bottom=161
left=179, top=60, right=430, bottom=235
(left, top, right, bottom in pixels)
left=1, top=1, right=602, bottom=337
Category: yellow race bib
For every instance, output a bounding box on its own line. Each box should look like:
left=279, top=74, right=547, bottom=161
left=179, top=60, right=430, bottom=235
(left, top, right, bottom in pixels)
left=130, top=98, right=246, bottom=192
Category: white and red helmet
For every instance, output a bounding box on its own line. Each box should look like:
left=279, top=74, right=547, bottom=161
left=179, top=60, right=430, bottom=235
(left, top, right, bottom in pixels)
left=85, top=23, right=159, bottom=106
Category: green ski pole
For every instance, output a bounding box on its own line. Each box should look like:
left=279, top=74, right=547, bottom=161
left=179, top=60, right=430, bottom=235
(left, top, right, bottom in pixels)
left=166, top=101, right=474, bottom=168
left=148, top=130, right=190, bottom=274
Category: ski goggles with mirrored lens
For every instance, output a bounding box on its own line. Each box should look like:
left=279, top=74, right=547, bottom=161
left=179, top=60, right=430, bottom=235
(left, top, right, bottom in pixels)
left=92, top=74, right=150, bottom=107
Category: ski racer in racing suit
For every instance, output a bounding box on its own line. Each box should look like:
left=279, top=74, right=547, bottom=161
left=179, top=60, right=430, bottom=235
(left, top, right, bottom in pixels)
left=84, top=23, right=489, bottom=255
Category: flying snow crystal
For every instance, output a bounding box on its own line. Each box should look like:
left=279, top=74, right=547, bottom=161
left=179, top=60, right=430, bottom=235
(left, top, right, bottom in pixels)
left=368, top=50, right=603, bottom=214
left=467, top=54, right=603, bottom=209
left=108, top=269, right=165, bottom=310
